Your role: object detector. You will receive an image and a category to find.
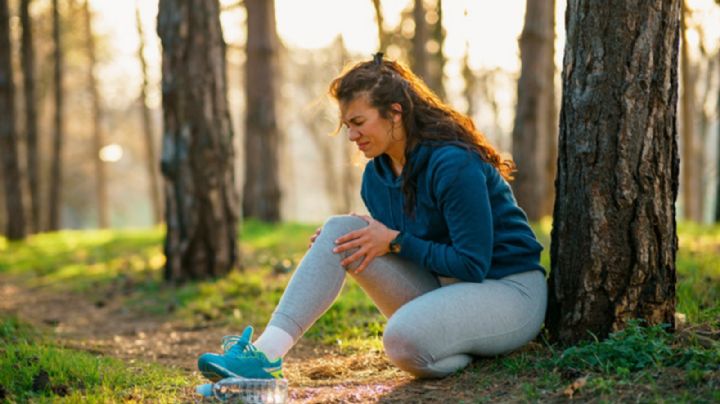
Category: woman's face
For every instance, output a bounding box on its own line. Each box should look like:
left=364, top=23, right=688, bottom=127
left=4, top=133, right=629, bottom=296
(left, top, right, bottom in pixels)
left=340, top=94, right=405, bottom=160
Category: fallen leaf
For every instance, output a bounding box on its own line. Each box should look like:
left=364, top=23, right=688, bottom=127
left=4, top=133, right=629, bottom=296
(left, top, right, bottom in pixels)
left=563, top=375, right=587, bottom=398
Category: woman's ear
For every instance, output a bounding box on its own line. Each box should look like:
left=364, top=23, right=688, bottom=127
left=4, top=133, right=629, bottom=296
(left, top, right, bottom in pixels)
left=390, top=103, right=403, bottom=122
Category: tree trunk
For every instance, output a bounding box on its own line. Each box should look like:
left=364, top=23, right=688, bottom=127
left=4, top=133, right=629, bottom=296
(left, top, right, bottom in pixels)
left=547, top=0, right=680, bottom=345
left=409, top=0, right=445, bottom=98
left=82, top=0, right=108, bottom=228
left=157, top=0, right=240, bottom=281
left=20, top=0, right=39, bottom=233
left=461, top=45, right=476, bottom=117
left=511, top=0, right=556, bottom=221
left=426, top=0, right=445, bottom=100
left=680, top=2, right=700, bottom=222
left=243, top=0, right=282, bottom=222
left=0, top=0, right=26, bottom=240
left=135, top=3, right=162, bottom=225
left=371, top=0, right=388, bottom=52
left=48, top=0, right=63, bottom=231
left=543, top=8, right=559, bottom=219
left=696, top=53, right=715, bottom=224
left=412, top=0, right=428, bottom=81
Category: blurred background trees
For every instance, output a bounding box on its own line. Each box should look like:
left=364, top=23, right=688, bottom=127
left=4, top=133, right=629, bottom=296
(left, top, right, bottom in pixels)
left=243, top=0, right=282, bottom=222
left=0, top=0, right=25, bottom=240
left=19, top=0, right=38, bottom=234
left=511, top=0, right=556, bottom=221
left=47, top=0, right=62, bottom=231
left=82, top=0, right=107, bottom=229
left=0, top=0, right=717, bottom=348
left=0, top=0, right=718, bottom=296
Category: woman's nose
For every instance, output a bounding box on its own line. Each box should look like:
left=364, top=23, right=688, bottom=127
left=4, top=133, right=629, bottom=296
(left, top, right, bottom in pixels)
left=347, top=127, right=360, bottom=141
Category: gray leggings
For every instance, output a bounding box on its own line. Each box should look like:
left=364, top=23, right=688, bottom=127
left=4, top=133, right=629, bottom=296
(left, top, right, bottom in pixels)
left=267, top=215, right=547, bottom=378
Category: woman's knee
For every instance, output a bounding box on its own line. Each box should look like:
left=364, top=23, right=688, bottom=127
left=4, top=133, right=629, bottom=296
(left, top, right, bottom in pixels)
left=320, top=215, right=367, bottom=240
left=383, top=318, right=440, bottom=378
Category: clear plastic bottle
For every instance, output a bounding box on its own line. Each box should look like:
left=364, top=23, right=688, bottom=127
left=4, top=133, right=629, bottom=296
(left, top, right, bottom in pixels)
left=196, top=377, right=288, bottom=403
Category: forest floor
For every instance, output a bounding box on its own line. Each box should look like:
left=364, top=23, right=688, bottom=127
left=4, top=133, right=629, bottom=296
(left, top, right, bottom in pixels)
left=3, top=270, right=719, bottom=404
left=1, top=272, right=561, bottom=403
left=1, top=222, right=718, bottom=402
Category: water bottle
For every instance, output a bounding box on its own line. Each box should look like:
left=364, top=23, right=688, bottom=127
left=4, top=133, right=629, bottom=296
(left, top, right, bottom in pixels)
left=196, top=377, right=288, bottom=403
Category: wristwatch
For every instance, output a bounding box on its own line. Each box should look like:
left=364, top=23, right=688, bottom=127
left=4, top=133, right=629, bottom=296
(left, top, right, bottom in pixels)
left=389, top=232, right=404, bottom=254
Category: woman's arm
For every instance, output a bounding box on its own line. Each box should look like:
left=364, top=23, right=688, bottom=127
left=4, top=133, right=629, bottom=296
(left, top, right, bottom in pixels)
left=399, top=151, right=494, bottom=282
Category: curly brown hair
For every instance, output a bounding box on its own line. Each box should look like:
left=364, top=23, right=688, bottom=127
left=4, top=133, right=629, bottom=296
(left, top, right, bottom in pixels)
left=329, top=55, right=515, bottom=213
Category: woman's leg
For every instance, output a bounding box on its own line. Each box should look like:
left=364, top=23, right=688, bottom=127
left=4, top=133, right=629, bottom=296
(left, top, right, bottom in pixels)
left=261, top=215, right=440, bottom=355
left=382, top=270, right=547, bottom=378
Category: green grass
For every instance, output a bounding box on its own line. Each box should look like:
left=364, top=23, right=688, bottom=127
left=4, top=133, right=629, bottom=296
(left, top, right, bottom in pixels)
left=1, top=219, right=718, bottom=342
left=548, top=320, right=719, bottom=373
left=1, top=219, right=719, bottom=402
left=675, top=222, right=720, bottom=323
left=458, top=319, right=719, bottom=402
left=0, top=226, right=166, bottom=293
left=0, top=220, right=385, bottom=346
left=0, top=315, right=192, bottom=402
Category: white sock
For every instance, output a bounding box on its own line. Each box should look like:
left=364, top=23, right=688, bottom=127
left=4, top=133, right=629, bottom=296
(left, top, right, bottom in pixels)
left=253, top=325, right=294, bottom=362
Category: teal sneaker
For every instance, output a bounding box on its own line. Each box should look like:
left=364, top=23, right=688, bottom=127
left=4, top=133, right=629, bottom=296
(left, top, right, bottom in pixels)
left=198, top=326, right=284, bottom=382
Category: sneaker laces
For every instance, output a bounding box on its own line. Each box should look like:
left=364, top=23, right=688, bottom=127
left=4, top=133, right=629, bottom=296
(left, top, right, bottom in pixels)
left=221, top=335, right=263, bottom=358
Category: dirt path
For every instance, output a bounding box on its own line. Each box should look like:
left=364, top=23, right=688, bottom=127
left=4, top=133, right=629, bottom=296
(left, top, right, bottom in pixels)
left=0, top=276, right=448, bottom=403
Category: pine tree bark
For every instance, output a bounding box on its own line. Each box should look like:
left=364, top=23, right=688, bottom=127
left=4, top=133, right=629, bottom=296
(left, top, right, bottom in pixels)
left=20, top=0, right=39, bottom=233
left=243, top=0, right=281, bottom=222
left=547, top=0, right=680, bottom=345
left=83, top=0, right=108, bottom=228
left=426, top=0, right=445, bottom=100
left=157, top=0, right=240, bottom=281
left=511, top=0, right=556, bottom=221
left=410, top=0, right=446, bottom=98
left=543, top=8, right=559, bottom=219
left=411, top=0, right=428, bottom=81
left=135, top=3, right=162, bottom=225
left=679, top=3, right=700, bottom=222
left=48, top=0, right=63, bottom=231
left=0, top=0, right=26, bottom=240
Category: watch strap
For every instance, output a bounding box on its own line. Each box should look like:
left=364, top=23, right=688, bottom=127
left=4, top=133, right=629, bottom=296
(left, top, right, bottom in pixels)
left=389, top=232, right=403, bottom=254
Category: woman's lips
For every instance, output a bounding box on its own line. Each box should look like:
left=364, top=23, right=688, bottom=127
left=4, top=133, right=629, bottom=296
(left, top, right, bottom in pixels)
left=357, top=142, right=370, bottom=151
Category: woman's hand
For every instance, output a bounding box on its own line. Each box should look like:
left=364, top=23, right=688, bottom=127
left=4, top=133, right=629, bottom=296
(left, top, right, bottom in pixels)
left=332, top=214, right=399, bottom=274
left=308, top=226, right=322, bottom=249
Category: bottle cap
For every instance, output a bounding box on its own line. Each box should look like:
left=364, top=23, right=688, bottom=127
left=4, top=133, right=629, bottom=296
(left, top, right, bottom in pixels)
left=195, top=383, right=213, bottom=397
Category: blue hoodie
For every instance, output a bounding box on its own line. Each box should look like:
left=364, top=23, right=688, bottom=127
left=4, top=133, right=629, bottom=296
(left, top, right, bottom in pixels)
left=360, top=143, right=545, bottom=283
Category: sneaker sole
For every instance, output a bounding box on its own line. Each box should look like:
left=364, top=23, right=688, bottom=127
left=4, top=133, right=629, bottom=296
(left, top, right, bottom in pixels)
left=199, top=362, right=239, bottom=382
left=199, top=359, right=283, bottom=381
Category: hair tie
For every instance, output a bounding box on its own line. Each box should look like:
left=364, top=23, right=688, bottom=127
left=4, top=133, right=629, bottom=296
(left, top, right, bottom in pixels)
left=373, top=52, right=384, bottom=66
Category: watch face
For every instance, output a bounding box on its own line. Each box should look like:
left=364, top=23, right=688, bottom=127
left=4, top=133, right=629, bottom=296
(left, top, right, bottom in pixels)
left=389, top=233, right=402, bottom=254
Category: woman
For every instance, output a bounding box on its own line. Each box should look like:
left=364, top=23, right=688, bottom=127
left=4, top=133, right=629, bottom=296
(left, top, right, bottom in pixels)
left=198, top=53, right=547, bottom=380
